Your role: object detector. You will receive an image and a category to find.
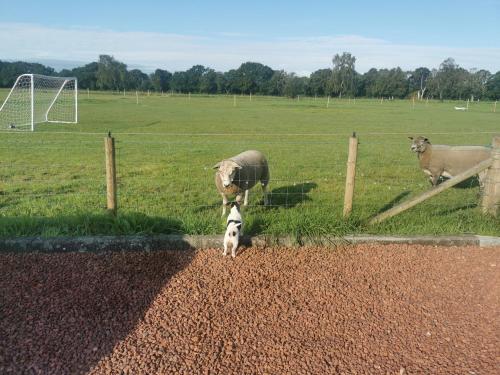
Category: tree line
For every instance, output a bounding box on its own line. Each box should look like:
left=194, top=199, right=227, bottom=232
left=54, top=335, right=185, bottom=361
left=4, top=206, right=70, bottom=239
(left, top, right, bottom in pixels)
left=1, top=53, right=499, bottom=100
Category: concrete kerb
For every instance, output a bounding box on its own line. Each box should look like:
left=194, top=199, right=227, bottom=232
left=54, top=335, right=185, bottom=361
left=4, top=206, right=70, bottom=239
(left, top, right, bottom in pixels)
left=1, top=234, right=500, bottom=253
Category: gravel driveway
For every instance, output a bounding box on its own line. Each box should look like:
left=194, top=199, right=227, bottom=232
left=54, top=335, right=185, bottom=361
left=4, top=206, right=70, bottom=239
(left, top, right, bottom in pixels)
left=1, top=244, right=498, bottom=374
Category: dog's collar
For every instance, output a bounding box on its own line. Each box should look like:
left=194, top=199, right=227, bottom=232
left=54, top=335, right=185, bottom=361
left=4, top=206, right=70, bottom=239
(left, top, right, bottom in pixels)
left=227, top=219, right=242, bottom=227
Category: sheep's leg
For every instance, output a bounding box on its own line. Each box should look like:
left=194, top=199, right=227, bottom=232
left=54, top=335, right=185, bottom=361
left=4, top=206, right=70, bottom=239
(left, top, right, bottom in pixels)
left=262, top=183, right=268, bottom=206
left=221, top=193, right=228, bottom=216
left=244, top=189, right=249, bottom=206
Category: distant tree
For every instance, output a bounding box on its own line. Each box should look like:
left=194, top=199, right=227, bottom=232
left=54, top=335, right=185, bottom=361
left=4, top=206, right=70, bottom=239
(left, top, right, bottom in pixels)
left=184, top=65, right=208, bottom=92
left=233, top=62, right=274, bottom=94
left=150, top=69, right=172, bottom=92
left=199, top=68, right=218, bottom=94
left=267, top=70, right=287, bottom=96
left=283, top=73, right=307, bottom=98
left=427, top=58, right=470, bottom=100
left=170, top=71, right=189, bottom=93
left=224, top=69, right=240, bottom=93
left=362, top=68, right=380, bottom=97
left=330, top=52, right=357, bottom=97
left=309, top=69, right=331, bottom=96
left=465, top=69, right=491, bottom=100
left=385, top=68, right=408, bottom=98
left=214, top=72, right=228, bottom=93
left=486, top=71, right=500, bottom=100
left=127, top=69, right=150, bottom=90
left=70, top=62, right=98, bottom=90
left=408, top=67, right=431, bottom=99
left=0, top=61, right=56, bottom=87
left=96, top=55, right=127, bottom=90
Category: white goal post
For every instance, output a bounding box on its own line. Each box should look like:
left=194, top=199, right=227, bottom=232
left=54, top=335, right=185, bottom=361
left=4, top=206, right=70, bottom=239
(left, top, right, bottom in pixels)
left=0, top=74, right=78, bottom=131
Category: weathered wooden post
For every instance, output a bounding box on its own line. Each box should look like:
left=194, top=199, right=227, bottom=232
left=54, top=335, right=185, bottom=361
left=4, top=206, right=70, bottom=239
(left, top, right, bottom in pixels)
left=481, top=136, right=500, bottom=216
left=343, top=132, right=358, bottom=217
left=105, top=132, right=117, bottom=215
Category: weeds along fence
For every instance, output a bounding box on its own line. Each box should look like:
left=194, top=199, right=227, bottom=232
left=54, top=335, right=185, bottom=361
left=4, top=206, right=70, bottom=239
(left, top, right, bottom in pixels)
left=0, top=129, right=498, bottom=236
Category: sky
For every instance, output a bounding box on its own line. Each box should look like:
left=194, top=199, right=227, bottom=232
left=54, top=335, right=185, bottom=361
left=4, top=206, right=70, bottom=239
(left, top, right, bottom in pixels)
left=0, top=0, right=499, bottom=75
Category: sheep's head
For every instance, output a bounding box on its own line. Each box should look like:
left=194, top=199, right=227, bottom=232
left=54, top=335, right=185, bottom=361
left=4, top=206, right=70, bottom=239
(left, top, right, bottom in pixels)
left=409, top=136, right=430, bottom=153
left=213, top=160, right=242, bottom=187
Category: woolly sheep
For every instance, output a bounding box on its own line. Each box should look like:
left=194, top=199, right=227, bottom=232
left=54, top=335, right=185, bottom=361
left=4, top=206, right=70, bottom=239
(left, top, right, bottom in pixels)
left=213, top=150, right=270, bottom=215
left=409, top=136, right=491, bottom=187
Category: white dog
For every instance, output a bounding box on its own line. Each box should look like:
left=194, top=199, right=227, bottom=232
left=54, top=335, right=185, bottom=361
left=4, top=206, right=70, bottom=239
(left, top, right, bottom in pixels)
left=223, top=202, right=243, bottom=257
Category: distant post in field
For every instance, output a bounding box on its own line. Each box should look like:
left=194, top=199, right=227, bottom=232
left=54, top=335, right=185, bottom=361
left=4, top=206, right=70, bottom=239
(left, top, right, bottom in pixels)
left=327, top=95, right=330, bottom=108
left=343, top=132, right=358, bottom=217
left=136, top=91, right=138, bottom=104
left=105, top=132, right=117, bottom=216
left=233, top=95, right=236, bottom=107
left=494, top=101, right=497, bottom=113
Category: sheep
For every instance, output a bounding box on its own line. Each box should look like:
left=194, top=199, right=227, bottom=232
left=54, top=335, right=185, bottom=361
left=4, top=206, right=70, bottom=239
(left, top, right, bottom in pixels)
left=213, top=150, right=270, bottom=215
left=409, top=136, right=491, bottom=187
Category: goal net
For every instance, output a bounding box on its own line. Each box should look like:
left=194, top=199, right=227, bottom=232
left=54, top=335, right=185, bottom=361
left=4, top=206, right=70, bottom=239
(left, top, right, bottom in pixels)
left=0, top=74, right=78, bottom=131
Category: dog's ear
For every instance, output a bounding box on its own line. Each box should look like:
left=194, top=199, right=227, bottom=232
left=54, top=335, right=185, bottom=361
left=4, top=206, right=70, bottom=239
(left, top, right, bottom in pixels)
left=212, top=162, right=221, bottom=169
left=236, top=223, right=242, bottom=229
left=408, top=136, right=413, bottom=140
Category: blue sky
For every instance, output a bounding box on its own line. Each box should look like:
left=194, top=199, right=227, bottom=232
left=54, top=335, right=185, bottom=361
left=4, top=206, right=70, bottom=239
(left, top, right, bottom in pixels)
left=1, top=0, right=499, bottom=74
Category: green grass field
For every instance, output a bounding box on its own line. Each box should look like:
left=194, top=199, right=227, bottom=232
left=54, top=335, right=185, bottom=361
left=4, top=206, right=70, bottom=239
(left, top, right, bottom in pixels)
left=0, top=90, right=498, bottom=238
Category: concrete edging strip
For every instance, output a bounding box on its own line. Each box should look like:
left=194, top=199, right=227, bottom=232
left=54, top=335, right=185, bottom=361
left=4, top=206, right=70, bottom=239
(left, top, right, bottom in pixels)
left=0, top=234, right=499, bottom=253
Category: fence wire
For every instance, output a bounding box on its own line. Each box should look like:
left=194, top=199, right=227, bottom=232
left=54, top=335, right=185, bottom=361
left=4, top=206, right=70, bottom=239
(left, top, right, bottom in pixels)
left=0, top=130, right=497, bottom=236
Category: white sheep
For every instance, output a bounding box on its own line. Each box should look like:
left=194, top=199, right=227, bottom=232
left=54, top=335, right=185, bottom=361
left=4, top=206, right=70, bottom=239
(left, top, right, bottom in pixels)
left=213, top=150, right=270, bottom=215
left=409, top=136, right=491, bottom=187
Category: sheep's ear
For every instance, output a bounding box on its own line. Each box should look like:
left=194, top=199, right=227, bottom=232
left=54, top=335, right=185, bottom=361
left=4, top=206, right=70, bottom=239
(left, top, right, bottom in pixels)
left=424, top=138, right=429, bottom=143
left=212, top=162, right=221, bottom=169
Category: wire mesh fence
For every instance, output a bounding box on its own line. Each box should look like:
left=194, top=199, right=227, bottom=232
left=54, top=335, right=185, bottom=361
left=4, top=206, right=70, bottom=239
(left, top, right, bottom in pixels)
left=1, top=129, right=497, bottom=238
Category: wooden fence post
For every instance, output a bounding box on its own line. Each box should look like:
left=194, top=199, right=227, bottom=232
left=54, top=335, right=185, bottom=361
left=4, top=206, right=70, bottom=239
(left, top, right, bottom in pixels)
left=343, top=132, right=358, bottom=217
left=105, top=132, right=117, bottom=215
left=481, top=136, right=500, bottom=216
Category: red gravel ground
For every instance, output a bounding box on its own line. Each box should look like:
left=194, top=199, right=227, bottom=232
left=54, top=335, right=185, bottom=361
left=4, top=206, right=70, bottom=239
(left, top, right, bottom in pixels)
left=1, top=244, right=499, bottom=375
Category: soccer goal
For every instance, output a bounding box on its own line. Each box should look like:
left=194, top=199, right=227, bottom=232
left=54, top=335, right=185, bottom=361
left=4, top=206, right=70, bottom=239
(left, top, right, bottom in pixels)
left=0, top=74, right=78, bottom=131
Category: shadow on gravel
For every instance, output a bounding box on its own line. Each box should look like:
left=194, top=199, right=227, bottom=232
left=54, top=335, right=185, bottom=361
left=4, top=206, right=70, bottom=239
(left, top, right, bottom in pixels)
left=268, top=182, right=317, bottom=208
left=0, top=246, right=195, bottom=374
left=0, top=212, right=184, bottom=237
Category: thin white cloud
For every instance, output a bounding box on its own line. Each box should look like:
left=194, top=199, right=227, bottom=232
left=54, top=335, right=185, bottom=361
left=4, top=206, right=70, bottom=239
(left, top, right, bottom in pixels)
left=0, top=22, right=499, bottom=74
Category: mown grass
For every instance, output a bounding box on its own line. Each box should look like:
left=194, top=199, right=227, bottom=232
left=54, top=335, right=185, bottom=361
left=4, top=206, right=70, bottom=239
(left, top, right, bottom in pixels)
left=0, top=90, right=498, bottom=238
